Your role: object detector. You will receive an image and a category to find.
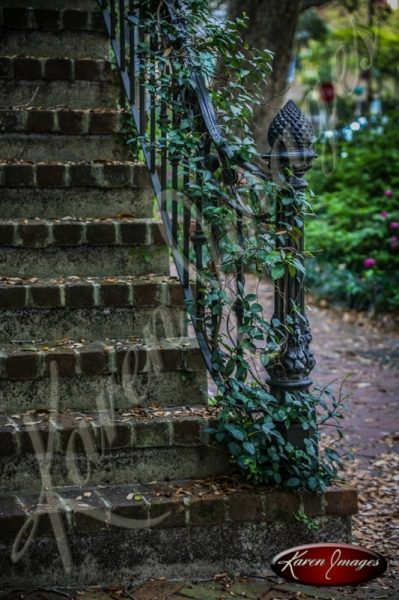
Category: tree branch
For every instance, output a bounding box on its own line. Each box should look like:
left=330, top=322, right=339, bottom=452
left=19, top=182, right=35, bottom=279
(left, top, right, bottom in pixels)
left=301, top=0, right=331, bottom=11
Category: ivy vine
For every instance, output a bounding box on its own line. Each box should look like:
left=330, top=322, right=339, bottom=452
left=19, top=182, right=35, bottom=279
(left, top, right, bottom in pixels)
left=128, top=0, right=348, bottom=492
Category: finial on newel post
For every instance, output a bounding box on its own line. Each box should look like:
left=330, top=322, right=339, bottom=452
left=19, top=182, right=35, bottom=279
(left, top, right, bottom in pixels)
left=264, top=100, right=316, bottom=448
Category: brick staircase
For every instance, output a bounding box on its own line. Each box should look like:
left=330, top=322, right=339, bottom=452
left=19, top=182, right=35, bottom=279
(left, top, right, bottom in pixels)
left=0, top=0, right=356, bottom=589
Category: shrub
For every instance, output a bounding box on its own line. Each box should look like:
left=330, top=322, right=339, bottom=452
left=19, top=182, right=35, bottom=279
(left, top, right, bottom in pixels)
left=306, top=115, right=399, bottom=312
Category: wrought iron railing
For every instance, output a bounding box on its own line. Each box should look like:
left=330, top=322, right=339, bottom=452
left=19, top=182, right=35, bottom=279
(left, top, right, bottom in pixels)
left=98, top=0, right=316, bottom=403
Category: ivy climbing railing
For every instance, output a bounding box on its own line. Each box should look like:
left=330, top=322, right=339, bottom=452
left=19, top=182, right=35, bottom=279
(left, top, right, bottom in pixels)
left=98, top=0, right=345, bottom=491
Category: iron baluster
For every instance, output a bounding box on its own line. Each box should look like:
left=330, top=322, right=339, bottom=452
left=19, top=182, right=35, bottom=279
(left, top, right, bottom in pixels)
left=264, top=100, right=316, bottom=445
left=110, top=0, right=116, bottom=39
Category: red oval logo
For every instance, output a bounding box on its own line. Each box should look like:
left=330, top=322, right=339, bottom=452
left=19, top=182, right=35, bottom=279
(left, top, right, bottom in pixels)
left=271, top=543, right=387, bottom=586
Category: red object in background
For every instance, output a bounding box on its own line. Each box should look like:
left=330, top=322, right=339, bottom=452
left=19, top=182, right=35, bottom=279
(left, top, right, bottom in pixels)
left=271, top=543, right=387, bottom=586
left=320, top=81, right=335, bottom=104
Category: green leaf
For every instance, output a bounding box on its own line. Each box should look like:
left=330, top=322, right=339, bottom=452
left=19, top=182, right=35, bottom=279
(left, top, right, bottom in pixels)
left=271, top=265, right=285, bottom=280
left=243, top=441, right=256, bottom=455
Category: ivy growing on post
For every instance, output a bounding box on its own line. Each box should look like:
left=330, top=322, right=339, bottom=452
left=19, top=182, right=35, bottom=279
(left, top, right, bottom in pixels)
left=123, top=0, right=347, bottom=491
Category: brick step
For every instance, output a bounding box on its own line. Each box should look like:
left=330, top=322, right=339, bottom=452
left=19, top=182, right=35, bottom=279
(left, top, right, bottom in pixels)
left=0, top=216, right=168, bottom=277
left=0, top=337, right=207, bottom=413
left=0, top=56, right=113, bottom=82
left=0, top=480, right=357, bottom=586
left=0, top=187, right=153, bottom=220
left=0, top=274, right=186, bottom=341
left=0, top=407, right=230, bottom=493
left=0, top=160, right=153, bottom=219
left=0, top=30, right=108, bottom=60
left=0, top=161, right=149, bottom=189
left=0, top=0, right=97, bottom=8
left=0, top=7, right=104, bottom=32
left=0, top=132, right=132, bottom=162
left=0, top=79, right=115, bottom=109
left=0, top=108, right=130, bottom=161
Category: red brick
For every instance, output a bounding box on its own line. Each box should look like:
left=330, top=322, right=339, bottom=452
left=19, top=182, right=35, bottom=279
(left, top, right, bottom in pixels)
left=36, top=164, right=65, bottom=187
left=34, top=9, right=61, bottom=30
left=190, top=496, right=226, bottom=525
left=263, top=491, right=301, bottom=521
left=90, top=12, right=105, bottom=32
left=3, top=7, right=28, bottom=28
left=3, top=164, right=34, bottom=187
left=89, top=111, right=117, bottom=134
left=30, top=285, right=61, bottom=308
left=57, top=110, right=84, bottom=134
left=103, top=163, right=131, bottom=187
left=52, top=222, right=83, bottom=246
left=0, top=110, right=19, bottom=130
left=0, top=223, right=15, bottom=245
left=101, top=283, right=130, bottom=306
left=119, top=221, right=147, bottom=245
left=5, top=353, right=40, bottom=379
left=151, top=222, right=166, bottom=245
left=173, top=418, right=202, bottom=445
left=75, top=59, right=102, bottom=80
left=63, top=9, right=88, bottom=30
left=45, top=352, right=76, bottom=376
left=45, top=58, right=72, bottom=81
left=86, top=222, right=116, bottom=245
left=168, top=283, right=184, bottom=306
left=65, top=284, right=95, bottom=308
left=228, top=493, right=264, bottom=523
left=26, top=110, right=54, bottom=133
left=69, top=164, right=98, bottom=187
left=134, top=283, right=159, bottom=306
left=325, top=487, right=358, bottom=516
left=0, top=286, right=26, bottom=308
left=0, top=57, right=13, bottom=79
left=115, top=346, right=147, bottom=375
left=18, top=223, right=48, bottom=247
left=80, top=348, right=108, bottom=375
left=14, top=58, right=42, bottom=80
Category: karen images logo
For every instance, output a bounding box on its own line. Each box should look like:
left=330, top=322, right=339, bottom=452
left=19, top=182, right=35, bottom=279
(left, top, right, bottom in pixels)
left=271, top=543, right=387, bottom=586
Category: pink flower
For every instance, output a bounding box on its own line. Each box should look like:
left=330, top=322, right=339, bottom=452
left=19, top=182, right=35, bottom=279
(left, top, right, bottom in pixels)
left=363, top=258, right=376, bottom=268
left=384, top=189, right=393, bottom=197
left=390, top=236, right=398, bottom=250
left=380, top=211, right=389, bottom=218
left=390, top=222, right=399, bottom=229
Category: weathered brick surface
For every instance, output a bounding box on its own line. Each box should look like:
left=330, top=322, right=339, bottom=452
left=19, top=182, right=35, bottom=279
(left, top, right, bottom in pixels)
left=36, top=163, right=66, bottom=187
left=101, top=283, right=130, bottom=306
left=26, top=110, right=55, bottom=132
left=0, top=162, right=146, bottom=188
left=34, top=9, right=61, bottom=30
left=44, top=58, right=72, bottom=80
left=0, top=223, right=15, bottom=245
left=325, top=487, right=358, bottom=515
left=52, top=222, right=83, bottom=245
left=86, top=221, right=116, bottom=245
left=0, top=285, right=26, bottom=308
left=5, top=352, right=40, bottom=379
left=0, top=57, right=12, bottom=78
left=79, top=348, right=108, bottom=375
left=65, top=283, right=95, bottom=308
left=2, top=7, right=28, bottom=28
left=1, top=7, right=104, bottom=32
left=57, top=109, right=84, bottom=133
left=63, top=9, right=88, bottom=30
left=18, top=222, right=48, bottom=247
left=14, top=57, right=42, bottom=80
left=3, top=164, right=33, bottom=186
left=45, top=351, right=76, bottom=376
left=30, top=284, right=61, bottom=307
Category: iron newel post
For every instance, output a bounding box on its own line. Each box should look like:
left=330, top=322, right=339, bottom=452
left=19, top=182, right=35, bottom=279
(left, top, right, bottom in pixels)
left=264, top=101, right=317, bottom=442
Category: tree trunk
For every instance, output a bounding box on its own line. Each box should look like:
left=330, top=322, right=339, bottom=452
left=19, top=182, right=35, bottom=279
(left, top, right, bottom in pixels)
left=226, top=0, right=303, bottom=151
